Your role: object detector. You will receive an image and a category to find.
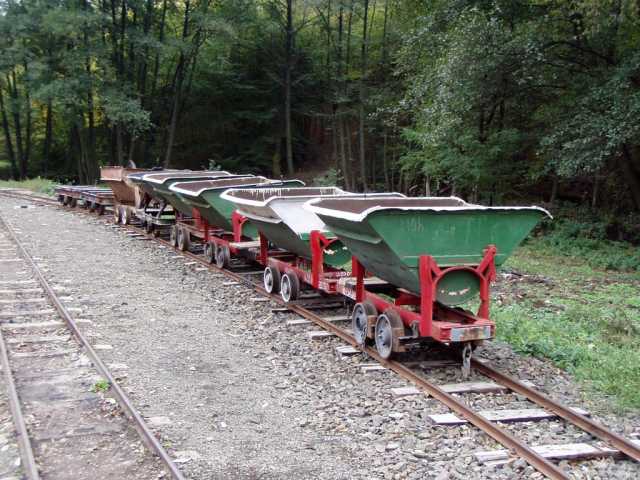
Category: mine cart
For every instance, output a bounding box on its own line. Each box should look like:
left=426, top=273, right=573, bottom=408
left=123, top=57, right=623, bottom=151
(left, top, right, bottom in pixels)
left=79, top=190, right=115, bottom=215
left=306, top=196, right=550, bottom=369
left=129, top=170, right=233, bottom=235
left=221, top=188, right=403, bottom=301
left=141, top=171, right=237, bottom=217
left=168, top=177, right=304, bottom=267
left=54, top=186, right=113, bottom=211
left=100, top=166, right=161, bottom=226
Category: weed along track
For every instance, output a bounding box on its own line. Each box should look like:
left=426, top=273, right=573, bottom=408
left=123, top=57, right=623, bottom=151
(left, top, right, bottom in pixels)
left=1, top=189, right=640, bottom=479
left=0, top=208, right=183, bottom=480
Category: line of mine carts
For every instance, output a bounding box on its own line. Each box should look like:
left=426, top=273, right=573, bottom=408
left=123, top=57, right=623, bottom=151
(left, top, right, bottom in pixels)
left=54, top=167, right=550, bottom=367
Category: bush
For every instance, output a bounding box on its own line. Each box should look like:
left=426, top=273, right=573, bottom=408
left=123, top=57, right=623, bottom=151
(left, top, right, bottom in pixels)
left=532, top=202, right=640, bottom=272
left=0, top=177, right=56, bottom=196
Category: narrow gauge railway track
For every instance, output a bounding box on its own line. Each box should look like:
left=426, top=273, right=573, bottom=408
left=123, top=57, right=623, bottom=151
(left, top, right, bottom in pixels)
left=2, top=189, right=640, bottom=479
left=0, top=205, right=184, bottom=480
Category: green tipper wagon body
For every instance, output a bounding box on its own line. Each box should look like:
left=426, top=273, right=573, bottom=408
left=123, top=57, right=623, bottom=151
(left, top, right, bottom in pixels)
left=306, top=197, right=550, bottom=361
left=221, top=188, right=405, bottom=301
left=308, top=197, right=549, bottom=305
left=170, top=178, right=305, bottom=239
left=221, top=187, right=354, bottom=268
left=140, top=171, right=236, bottom=216
left=221, top=188, right=404, bottom=268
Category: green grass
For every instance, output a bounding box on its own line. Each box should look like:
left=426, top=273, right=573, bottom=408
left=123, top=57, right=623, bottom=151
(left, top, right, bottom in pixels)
left=90, top=379, right=110, bottom=393
left=495, top=239, right=640, bottom=410
left=0, top=177, right=56, bottom=196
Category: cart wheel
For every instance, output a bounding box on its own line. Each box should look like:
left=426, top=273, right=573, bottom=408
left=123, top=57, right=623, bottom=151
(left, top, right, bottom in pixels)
left=169, top=225, right=178, bottom=247
left=96, top=204, right=105, bottom=216
left=69, top=198, right=77, bottom=208
left=280, top=272, right=300, bottom=303
left=215, top=244, right=230, bottom=269
left=263, top=266, right=281, bottom=294
left=204, top=243, right=215, bottom=264
left=375, top=309, right=404, bottom=360
left=177, top=227, right=190, bottom=251
left=113, top=207, right=121, bottom=223
left=144, top=220, right=154, bottom=234
left=152, top=227, right=161, bottom=237
left=352, top=301, right=378, bottom=346
left=88, top=202, right=96, bottom=212
left=120, top=207, right=129, bottom=225
left=57, top=195, right=64, bottom=204
left=63, top=196, right=70, bottom=206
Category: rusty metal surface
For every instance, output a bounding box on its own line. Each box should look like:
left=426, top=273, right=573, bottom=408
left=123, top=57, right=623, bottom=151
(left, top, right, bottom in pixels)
left=449, top=325, right=493, bottom=342
left=100, top=166, right=148, bottom=205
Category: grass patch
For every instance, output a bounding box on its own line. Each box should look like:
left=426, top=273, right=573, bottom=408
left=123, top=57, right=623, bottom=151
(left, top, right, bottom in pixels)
left=496, top=237, right=640, bottom=410
left=0, top=177, right=56, bottom=196
left=90, top=379, right=110, bottom=393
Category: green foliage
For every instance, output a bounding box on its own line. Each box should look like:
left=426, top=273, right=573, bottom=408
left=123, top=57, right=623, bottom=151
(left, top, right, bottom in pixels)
left=396, top=1, right=640, bottom=210
left=497, top=245, right=640, bottom=409
left=0, top=176, right=56, bottom=195
left=531, top=203, right=640, bottom=271
left=90, top=379, right=110, bottom=393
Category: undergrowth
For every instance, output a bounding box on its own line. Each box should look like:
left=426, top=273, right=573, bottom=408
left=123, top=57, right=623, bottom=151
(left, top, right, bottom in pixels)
left=0, top=177, right=56, bottom=195
left=496, top=241, right=640, bottom=410
left=535, top=203, right=640, bottom=272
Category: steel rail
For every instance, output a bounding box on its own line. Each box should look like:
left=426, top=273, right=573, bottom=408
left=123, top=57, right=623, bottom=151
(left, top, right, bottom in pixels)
left=0, top=213, right=186, bottom=480
left=5, top=191, right=639, bottom=477
left=0, top=326, right=40, bottom=480
left=278, top=305, right=571, bottom=480
left=473, top=358, right=640, bottom=462
left=126, top=229, right=571, bottom=479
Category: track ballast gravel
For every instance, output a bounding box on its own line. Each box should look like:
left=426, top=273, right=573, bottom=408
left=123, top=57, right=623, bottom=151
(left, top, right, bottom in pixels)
left=0, top=196, right=638, bottom=480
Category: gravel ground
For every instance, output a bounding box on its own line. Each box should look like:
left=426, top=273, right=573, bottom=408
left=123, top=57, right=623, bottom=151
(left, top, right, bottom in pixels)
left=0, top=195, right=638, bottom=480
left=0, top=217, right=166, bottom=480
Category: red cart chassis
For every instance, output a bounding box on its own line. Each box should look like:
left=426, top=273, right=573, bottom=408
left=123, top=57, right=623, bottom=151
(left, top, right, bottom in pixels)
left=259, top=230, right=496, bottom=349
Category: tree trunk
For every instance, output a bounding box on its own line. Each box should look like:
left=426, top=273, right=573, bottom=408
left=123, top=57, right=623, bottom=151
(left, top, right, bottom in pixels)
left=8, top=73, right=25, bottom=179
left=382, top=129, right=390, bottom=190
left=284, top=0, right=294, bottom=175
left=0, top=85, right=17, bottom=179
left=116, top=124, right=124, bottom=166
left=128, top=137, right=137, bottom=166
left=87, top=97, right=97, bottom=180
left=82, top=0, right=96, bottom=180
left=272, top=143, right=282, bottom=177
left=338, top=115, right=349, bottom=188
left=73, top=122, right=88, bottom=184
left=331, top=110, right=338, bottom=171
left=143, top=0, right=167, bottom=164
left=621, top=143, right=640, bottom=210
left=164, top=84, right=181, bottom=167
left=345, top=0, right=353, bottom=70
left=381, top=0, right=389, bottom=65
left=23, top=62, right=32, bottom=178
left=138, top=0, right=155, bottom=98
left=344, top=117, right=355, bottom=190
left=358, top=0, right=369, bottom=192
left=164, top=0, right=191, bottom=167
left=42, top=100, right=52, bottom=176
left=591, top=175, right=599, bottom=209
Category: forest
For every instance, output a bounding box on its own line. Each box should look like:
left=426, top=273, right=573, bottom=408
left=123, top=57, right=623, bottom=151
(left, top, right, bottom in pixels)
left=1, top=0, right=639, bottom=237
